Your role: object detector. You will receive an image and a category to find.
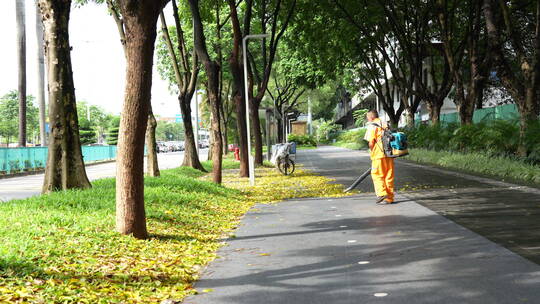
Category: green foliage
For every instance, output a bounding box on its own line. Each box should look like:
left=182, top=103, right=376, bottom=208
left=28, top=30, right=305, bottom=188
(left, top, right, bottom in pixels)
left=315, top=119, right=340, bottom=143
left=524, top=120, right=540, bottom=163
left=287, top=134, right=317, bottom=146
left=156, top=120, right=184, bottom=141
left=76, top=101, right=115, bottom=145
left=106, top=117, right=121, bottom=145
left=406, top=123, right=458, bottom=151
left=352, top=109, right=369, bottom=127
left=0, top=91, right=39, bottom=144
left=79, top=127, right=97, bottom=145
left=407, top=148, right=540, bottom=185
left=333, top=128, right=368, bottom=150
left=406, top=120, right=540, bottom=163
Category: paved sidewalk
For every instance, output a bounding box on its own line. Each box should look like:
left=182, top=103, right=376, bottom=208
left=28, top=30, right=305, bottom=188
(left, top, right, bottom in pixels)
left=186, top=146, right=540, bottom=303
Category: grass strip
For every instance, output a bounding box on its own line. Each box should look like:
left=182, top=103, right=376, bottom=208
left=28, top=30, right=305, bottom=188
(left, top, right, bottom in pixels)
left=405, top=148, right=540, bottom=185
left=0, top=158, right=349, bottom=303
left=332, top=142, right=364, bottom=150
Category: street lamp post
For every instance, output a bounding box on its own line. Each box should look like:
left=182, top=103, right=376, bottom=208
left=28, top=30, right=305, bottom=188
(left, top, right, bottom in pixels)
left=243, top=33, right=269, bottom=186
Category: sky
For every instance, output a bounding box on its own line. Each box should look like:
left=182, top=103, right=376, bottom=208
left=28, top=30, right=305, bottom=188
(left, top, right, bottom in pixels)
left=0, top=1, right=180, bottom=117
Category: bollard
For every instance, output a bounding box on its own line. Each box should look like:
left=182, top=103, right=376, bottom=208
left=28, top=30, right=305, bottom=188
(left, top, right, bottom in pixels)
left=234, top=147, right=240, bottom=161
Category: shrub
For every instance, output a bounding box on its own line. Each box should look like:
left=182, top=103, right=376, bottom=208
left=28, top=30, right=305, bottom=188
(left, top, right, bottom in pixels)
left=406, top=119, right=540, bottom=163
left=287, top=134, right=317, bottom=146
left=333, top=128, right=368, bottom=150
left=524, top=120, right=540, bottom=163
left=353, top=109, right=369, bottom=127
left=405, top=123, right=457, bottom=151
left=315, top=119, right=340, bottom=143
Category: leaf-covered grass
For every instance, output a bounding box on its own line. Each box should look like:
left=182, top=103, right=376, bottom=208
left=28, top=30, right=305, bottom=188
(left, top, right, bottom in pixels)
left=406, top=148, right=540, bottom=184
left=297, top=145, right=318, bottom=150
left=0, top=161, right=350, bottom=303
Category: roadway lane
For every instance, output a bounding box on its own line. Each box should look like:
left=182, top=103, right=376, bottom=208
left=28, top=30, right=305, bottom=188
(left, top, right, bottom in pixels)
left=0, top=149, right=208, bottom=202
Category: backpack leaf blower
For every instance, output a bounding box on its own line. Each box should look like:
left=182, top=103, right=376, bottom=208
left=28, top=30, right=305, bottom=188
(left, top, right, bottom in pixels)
left=343, top=127, right=409, bottom=193
left=344, top=167, right=372, bottom=192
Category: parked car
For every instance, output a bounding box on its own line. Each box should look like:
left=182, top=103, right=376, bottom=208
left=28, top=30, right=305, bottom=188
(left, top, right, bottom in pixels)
left=199, top=139, right=209, bottom=149
left=156, top=142, right=168, bottom=153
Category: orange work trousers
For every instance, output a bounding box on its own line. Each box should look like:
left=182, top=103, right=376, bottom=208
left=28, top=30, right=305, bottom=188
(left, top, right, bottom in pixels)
left=371, top=157, right=395, bottom=202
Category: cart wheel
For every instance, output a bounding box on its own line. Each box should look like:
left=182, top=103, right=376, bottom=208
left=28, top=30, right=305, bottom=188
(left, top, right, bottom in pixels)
left=278, top=158, right=295, bottom=175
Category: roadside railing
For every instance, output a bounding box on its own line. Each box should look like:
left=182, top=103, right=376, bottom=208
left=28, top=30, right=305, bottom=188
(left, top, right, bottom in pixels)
left=0, top=145, right=117, bottom=175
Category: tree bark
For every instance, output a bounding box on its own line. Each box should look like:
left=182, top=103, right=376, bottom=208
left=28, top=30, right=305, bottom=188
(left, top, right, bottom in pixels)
left=404, top=108, right=415, bottom=128
left=483, top=0, right=540, bottom=155
left=276, top=116, right=284, bottom=143
left=457, top=100, right=474, bottom=125
left=16, top=0, right=27, bottom=147
left=250, top=103, right=263, bottom=164
left=517, top=88, right=539, bottom=155
left=227, top=0, right=249, bottom=177
left=426, top=99, right=443, bottom=125
left=35, top=0, right=47, bottom=146
left=180, top=94, right=205, bottom=170
left=158, top=7, right=204, bottom=171
left=108, top=1, right=161, bottom=177
left=188, top=0, right=223, bottom=184
left=38, top=0, right=91, bottom=193
left=220, top=104, right=229, bottom=155
left=115, top=0, right=168, bottom=239
left=145, top=108, right=160, bottom=177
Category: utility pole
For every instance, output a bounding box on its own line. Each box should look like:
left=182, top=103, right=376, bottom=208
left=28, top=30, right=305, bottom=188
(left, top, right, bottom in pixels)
left=35, top=0, right=47, bottom=146
left=16, top=0, right=27, bottom=147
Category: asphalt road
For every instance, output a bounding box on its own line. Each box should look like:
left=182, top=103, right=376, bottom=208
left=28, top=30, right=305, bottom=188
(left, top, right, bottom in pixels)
left=185, top=146, right=540, bottom=304
left=0, top=149, right=208, bottom=202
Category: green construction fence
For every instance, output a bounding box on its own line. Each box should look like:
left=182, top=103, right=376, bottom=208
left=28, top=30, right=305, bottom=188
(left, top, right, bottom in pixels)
left=439, top=104, right=519, bottom=125
left=0, top=145, right=117, bottom=174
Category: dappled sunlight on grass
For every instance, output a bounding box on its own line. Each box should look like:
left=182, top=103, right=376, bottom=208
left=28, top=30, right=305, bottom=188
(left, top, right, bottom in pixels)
left=0, top=160, right=350, bottom=303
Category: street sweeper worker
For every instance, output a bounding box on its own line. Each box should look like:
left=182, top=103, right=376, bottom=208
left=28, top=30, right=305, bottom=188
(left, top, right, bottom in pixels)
left=364, top=110, right=395, bottom=204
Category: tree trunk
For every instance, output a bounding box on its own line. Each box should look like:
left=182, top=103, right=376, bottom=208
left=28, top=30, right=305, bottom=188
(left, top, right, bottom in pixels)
left=426, top=100, right=442, bottom=125
left=483, top=0, right=539, bottom=155
left=219, top=101, right=229, bottom=155
left=222, top=128, right=228, bottom=155
left=188, top=0, right=223, bottom=183
left=457, top=101, right=474, bottom=125
left=234, top=93, right=249, bottom=176
left=16, top=0, right=27, bottom=147
left=207, top=131, right=213, bottom=161
left=404, top=108, right=415, bottom=128
left=179, top=95, right=205, bottom=171
left=35, top=0, right=47, bottom=146
left=276, top=116, right=283, bottom=143
left=517, top=88, right=539, bottom=156
left=115, top=0, right=167, bottom=239
left=39, top=0, right=91, bottom=193
left=227, top=0, right=248, bottom=177
left=209, top=95, right=223, bottom=182
left=250, top=101, right=263, bottom=165
left=145, top=108, right=160, bottom=177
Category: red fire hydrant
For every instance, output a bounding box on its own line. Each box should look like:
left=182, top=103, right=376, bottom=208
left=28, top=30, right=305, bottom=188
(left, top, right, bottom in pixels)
left=234, top=148, right=240, bottom=161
